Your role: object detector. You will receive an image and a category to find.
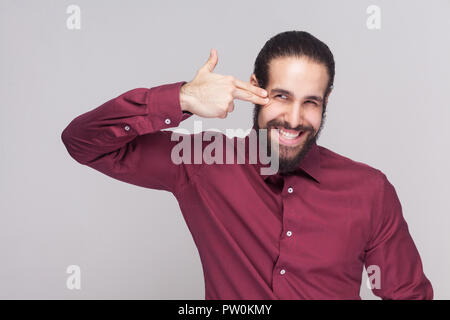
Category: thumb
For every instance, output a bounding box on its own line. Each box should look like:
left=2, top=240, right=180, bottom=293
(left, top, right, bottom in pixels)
left=201, top=48, right=218, bottom=73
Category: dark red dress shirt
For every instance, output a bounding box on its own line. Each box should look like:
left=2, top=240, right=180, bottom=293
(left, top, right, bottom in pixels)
left=61, top=81, right=433, bottom=300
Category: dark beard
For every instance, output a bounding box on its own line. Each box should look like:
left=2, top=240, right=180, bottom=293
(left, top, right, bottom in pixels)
left=276, top=131, right=317, bottom=174
left=252, top=104, right=326, bottom=175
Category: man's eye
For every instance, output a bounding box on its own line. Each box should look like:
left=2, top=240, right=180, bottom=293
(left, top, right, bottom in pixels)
left=305, top=100, right=318, bottom=106
left=275, top=94, right=287, bottom=100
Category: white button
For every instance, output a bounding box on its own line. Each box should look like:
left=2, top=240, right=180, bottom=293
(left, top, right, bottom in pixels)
left=280, top=269, right=286, bottom=275
left=164, top=118, right=171, bottom=125
left=124, top=125, right=130, bottom=131
left=286, top=231, right=292, bottom=237
left=287, top=187, right=293, bottom=193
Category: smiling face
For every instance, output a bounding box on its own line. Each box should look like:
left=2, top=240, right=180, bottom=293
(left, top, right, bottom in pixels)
left=251, top=56, right=331, bottom=174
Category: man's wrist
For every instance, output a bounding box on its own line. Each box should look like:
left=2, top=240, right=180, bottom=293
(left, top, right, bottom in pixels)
left=179, top=82, right=195, bottom=113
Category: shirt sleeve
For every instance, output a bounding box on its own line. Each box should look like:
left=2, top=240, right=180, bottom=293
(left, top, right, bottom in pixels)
left=364, top=173, right=433, bottom=299
left=61, top=81, right=193, bottom=192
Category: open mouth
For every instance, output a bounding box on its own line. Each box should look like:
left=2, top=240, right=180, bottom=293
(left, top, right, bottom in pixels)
left=271, top=126, right=304, bottom=146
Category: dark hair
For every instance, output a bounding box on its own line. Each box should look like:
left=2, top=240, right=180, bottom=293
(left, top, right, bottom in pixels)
left=253, top=30, right=335, bottom=99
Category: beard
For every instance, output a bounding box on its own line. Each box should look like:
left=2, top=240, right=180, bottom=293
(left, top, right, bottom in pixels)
left=252, top=105, right=326, bottom=175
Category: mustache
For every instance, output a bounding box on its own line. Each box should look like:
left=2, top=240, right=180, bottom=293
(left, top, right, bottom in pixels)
left=265, top=119, right=314, bottom=133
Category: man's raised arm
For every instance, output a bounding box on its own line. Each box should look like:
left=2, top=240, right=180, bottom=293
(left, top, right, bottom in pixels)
left=61, top=81, right=193, bottom=192
left=61, top=48, right=269, bottom=192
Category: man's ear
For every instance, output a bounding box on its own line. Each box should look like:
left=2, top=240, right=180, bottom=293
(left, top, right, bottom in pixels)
left=250, top=74, right=259, bottom=87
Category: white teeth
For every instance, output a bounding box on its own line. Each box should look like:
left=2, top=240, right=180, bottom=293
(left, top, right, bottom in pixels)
left=279, top=128, right=300, bottom=139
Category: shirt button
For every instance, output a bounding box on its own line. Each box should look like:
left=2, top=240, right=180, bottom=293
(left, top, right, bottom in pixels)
left=164, top=118, right=171, bottom=125
left=280, top=269, right=286, bottom=275
left=286, top=231, right=292, bottom=237
left=124, top=125, right=130, bottom=131
left=287, top=187, right=293, bottom=193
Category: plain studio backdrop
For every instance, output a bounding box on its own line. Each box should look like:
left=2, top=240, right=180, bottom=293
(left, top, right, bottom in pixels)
left=1, top=0, right=449, bottom=299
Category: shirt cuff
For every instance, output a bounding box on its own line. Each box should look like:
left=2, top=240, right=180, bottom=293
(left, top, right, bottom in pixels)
left=146, top=80, right=192, bottom=130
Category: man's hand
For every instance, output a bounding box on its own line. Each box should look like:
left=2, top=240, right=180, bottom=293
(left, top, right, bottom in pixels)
left=179, top=48, right=269, bottom=118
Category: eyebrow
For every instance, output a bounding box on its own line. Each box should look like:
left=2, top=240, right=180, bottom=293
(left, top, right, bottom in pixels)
left=270, top=88, right=323, bottom=102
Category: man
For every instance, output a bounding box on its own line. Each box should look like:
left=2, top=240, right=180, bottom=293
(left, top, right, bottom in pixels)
left=61, top=31, right=433, bottom=299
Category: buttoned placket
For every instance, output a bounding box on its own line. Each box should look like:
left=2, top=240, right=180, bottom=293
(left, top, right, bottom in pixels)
left=272, top=175, right=298, bottom=297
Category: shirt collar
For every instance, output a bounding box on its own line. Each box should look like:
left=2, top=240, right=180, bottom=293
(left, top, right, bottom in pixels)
left=248, top=134, right=321, bottom=184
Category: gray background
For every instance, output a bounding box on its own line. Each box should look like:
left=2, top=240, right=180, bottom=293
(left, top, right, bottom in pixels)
left=1, top=0, right=449, bottom=299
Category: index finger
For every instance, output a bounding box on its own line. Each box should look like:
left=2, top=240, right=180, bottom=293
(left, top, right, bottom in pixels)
left=234, top=78, right=268, bottom=97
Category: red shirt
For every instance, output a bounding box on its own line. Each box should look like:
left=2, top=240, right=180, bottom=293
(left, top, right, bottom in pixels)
left=61, top=81, right=433, bottom=300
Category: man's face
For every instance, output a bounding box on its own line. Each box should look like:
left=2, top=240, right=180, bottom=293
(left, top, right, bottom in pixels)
left=251, top=56, right=331, bottom=174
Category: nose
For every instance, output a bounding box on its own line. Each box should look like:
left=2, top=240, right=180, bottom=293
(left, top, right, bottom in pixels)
left=283, top=102, right=304, bottom=129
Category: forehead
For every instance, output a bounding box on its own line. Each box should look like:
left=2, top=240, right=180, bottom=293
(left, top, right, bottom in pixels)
left=267, top=56, right=329, bottom=97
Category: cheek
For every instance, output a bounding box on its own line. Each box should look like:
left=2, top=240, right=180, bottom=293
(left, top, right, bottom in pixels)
left=258, top=104, right=282, bottom=127
left=305, top=109, right=323, bottom=131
